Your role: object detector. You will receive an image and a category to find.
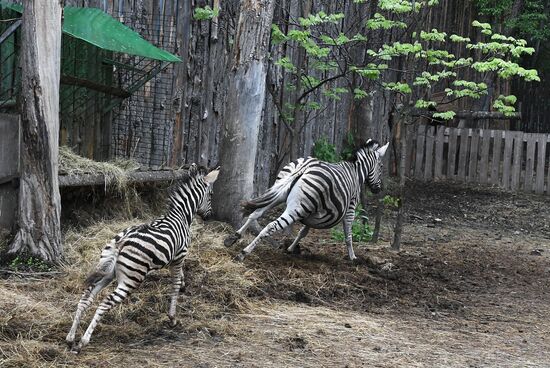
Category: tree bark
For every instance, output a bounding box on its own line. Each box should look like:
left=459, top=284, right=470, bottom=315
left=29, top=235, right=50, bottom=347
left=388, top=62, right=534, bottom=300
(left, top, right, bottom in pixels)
left=9, top=0, right=63, bottom=262
left=212, top=0, right=276, bottom=228
left=391, top=115, right=407, bottom=251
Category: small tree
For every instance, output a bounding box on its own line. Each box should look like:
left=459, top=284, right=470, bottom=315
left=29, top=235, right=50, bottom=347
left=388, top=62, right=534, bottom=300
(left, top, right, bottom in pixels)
left=9, top=0, right=63, bottom=262
left=270, top=0, right=539, bottom=249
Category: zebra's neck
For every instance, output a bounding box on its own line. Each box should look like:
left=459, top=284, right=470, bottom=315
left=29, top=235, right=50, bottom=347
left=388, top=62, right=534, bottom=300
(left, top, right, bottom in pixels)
left=166, top=183, right=201, bottom=226
left=352, top=151, right=371, bottom=185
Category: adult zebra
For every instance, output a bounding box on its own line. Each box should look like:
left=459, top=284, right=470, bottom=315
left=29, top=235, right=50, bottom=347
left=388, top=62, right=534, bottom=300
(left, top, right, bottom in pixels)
left=66, top=164, right=220, bottom=353
left=226, top=139, right=388, bottom=261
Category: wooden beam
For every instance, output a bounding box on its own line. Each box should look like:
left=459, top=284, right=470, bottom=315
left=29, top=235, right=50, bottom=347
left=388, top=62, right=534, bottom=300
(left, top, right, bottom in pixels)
left=60, top=74, right=131, bottom=98
left=58, top=169, right=189, bottom=187
left=0, top=19, right=21, bottom=45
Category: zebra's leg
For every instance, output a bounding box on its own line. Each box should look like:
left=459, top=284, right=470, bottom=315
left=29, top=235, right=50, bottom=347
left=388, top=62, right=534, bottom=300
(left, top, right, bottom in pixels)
left=343, top=209, right=357, bottom=261
left=236, top=210, right=297, bottom=261
left=286, top=226, right=310, bottom=254
left=168, top=261, right=184, bottom=326
left=66, top=273, right=114, bottom=346
left=224, top=200, right=281, bottom=247
left=72, top=282, right=136, bottom=353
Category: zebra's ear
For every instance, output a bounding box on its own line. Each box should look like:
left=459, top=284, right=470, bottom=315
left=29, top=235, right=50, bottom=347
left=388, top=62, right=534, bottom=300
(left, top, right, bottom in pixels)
left=189, top=163, right=198, bottom=176
left=377, top=142, right=389, bottom=158
left=204, top=168, right=220, bottom=185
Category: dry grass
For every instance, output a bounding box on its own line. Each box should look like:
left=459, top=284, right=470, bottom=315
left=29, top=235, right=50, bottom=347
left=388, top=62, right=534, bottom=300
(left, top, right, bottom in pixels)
left=0, top=216, right=263, bottom=367
left=1, top=182, right=549, bottom=367
left=58, top=146, right=140, bottom=191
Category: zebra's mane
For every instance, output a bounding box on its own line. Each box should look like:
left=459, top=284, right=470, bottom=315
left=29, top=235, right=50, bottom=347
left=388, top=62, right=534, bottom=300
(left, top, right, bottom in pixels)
left=168, top=165, right=209, bottom=202
left=345, top=139, right=380, bottom=162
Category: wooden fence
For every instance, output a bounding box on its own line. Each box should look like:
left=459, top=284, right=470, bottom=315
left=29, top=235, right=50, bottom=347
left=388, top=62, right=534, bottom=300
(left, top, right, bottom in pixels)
left=406, top=124, right=550, bottom=195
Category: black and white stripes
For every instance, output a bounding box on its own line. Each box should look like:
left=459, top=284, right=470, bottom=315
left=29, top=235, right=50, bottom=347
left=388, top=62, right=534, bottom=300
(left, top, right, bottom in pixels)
left=66, top=164, right=220, bottom=353
left=230, top=139, right=388, bottom=261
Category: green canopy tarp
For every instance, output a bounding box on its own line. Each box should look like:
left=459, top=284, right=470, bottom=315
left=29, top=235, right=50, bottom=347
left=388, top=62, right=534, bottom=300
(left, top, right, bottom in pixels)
left=1, top=3, right=181, bottom=63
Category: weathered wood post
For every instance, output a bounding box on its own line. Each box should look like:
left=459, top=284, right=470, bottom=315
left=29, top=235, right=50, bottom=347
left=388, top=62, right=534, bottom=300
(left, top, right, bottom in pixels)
left=8, top=0, right=63, bottom=262
left=213, top=0, right=276, bottom=228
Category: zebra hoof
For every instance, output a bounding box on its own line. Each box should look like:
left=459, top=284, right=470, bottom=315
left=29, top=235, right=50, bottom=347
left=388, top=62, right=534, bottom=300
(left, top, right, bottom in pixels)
left=70, top=343, right=82, bottom=354
left=224, top=234, right=240, bottom=247
left=286, top=244, right=301, bottom=255
left=234, top=251, right=247, bottom=262
left=165, top=318, right=179, bottom=328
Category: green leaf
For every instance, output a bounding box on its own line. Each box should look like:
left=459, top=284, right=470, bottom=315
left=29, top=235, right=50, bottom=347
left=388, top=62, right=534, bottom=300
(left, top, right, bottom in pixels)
left=415, top=99, right=437, bottom=109
left=383, top=82, right=412, bottom=94
left=274, top=57, right=297, bottom=73
left=450, top=34, right=471, bottom=43
left=193, top=5, right=218, bottom=20
left=353, top=88, right=369, bottom=99
left=323, top=87, right=348, bottom=100
left=299, top=11, right=345, bottom=27
left=420, top=29, right=447, bottom=42
left=366, top=13, right=407, bottom=30
left=271, top=24, right=287, bottom=45
left=432, top=111, right=456, bottom=120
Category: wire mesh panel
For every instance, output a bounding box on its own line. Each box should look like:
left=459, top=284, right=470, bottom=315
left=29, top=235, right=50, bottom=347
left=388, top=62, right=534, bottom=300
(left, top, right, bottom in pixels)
left=0, top=5, right=178, bottom=167
left=108, top=11, right=177, bottom=169
left=0, top=7, right=20, bottom=113
left=60, top=35, right=114, bottom=159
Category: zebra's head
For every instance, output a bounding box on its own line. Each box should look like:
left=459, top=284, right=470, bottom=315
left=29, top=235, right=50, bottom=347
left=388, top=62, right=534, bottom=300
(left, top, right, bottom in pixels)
left=194, top=165, right=220, bottom=220
left=363, top=139, right=389, bottom=193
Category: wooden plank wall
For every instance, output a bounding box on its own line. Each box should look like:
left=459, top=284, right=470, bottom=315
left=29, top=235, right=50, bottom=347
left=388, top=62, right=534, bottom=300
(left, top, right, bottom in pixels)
left=407, top=124, right=550, bottom=195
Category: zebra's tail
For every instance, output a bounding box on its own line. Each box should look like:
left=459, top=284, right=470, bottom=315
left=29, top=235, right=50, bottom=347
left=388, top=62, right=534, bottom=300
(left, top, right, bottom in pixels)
left=241, top=157, right=313, bottom=216
left=84, top=240, right=120, bottom=287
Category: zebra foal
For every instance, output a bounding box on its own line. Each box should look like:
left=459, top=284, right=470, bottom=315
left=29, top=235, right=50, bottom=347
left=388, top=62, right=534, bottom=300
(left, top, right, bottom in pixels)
left=66, top=164, right=220, bottom=353
left=226, top=139, right=388, bottom=261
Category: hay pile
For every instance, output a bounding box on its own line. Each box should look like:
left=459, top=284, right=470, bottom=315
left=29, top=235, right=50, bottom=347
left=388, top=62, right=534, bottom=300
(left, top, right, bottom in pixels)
left=58, top=146, right=140, bottom=191
left=0, top=217, right=257, bottom=367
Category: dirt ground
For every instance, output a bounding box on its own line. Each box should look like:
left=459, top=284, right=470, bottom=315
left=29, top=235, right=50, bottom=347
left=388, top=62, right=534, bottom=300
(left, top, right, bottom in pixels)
left=1, top=181, right=549, bottom=367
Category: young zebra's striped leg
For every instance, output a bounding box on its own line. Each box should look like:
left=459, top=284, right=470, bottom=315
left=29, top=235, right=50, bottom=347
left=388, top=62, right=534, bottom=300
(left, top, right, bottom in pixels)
left=343, top=207, right=357, bottom=260
left=73, top=282, right=136, bottom=353
left=236, top=210, right=297, bottom=261
left=168, top=261, right=184, bottom=326
left=286, top=226, right=310, bottom=254
left=66, top=274, right=114, bottom=346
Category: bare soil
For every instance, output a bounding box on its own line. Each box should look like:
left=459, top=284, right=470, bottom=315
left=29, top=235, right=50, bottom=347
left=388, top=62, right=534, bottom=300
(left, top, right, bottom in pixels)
left=1, top=181, right=549, bottom=367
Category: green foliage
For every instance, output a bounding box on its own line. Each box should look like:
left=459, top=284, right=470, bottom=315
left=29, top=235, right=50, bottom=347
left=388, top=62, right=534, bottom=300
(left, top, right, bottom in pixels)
left=299, top=11, right=345, bottom=27
left=270, top=0, right=540, bottom=125
left=312, top=137, right=340, bottom=163
left=420, top=29, right=447, bottom=42
left=475, top=0, right=550, bottom=43
left=322, top=87, right=348, bottom=100
left=432, top=111, right=456, bottom=120
left=493, top=94, right=518, bottom=116
left=9, top=256, right=52, bottom=272
left=331, top=206, right=374, bottom=242
left=275, top=57, right=297, bottom=73
left=383, top=195, right=400, bottom=208
left=366, top=13, right=407, bottom=30
left=312, top=133, right=356, bottom=162
left=341, top=132, right=356, bottom=161
left=193, top=5, right=218, bottom=21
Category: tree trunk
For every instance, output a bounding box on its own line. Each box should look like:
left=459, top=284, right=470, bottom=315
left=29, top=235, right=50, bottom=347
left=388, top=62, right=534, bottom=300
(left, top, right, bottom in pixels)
left=213, top=0, right=276, bottom=228
left=8, top=0, right=63, bottom=262
left=391, top=115, right=407, bottom=251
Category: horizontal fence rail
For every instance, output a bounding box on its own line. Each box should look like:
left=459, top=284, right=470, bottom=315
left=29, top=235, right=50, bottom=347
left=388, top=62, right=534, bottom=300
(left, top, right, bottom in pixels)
left=406, top=124, right=550, bottom=195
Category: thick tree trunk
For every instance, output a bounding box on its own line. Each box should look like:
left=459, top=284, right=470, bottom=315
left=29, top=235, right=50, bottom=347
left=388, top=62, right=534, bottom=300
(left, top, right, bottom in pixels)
left=8, top=0, right=63, bottom=262
left=213, top=0, right=276, bottom=228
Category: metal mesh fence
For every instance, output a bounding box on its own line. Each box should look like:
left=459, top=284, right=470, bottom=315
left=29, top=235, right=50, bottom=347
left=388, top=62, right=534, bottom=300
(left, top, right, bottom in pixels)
left=108, top=12, right=177, bottom=169
left=0, top=7, right=20, bottom=112
left=0, top=6, right=178, bottom=168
